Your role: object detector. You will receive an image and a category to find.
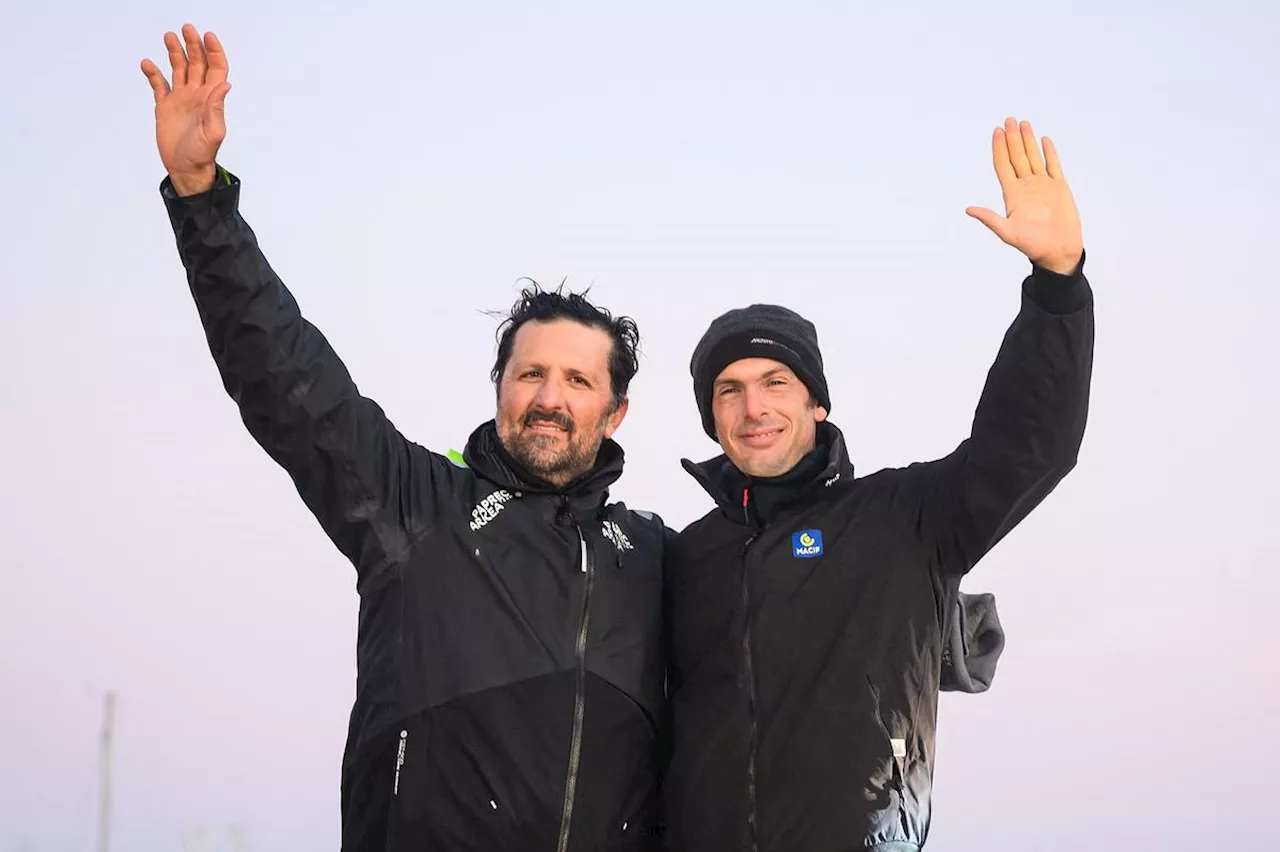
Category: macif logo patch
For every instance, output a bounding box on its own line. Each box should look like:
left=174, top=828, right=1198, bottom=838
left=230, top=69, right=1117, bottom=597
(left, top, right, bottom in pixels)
left=792, top=529, right=823, bottom=558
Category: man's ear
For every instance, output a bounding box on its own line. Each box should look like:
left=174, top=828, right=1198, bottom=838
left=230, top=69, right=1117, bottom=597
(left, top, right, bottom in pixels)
left=813, top=405, right=828, bottom=423
left=604, top=396, right=630, bottom=438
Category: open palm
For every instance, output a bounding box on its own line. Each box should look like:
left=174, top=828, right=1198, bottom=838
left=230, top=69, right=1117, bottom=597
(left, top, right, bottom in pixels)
left=966, top=118, right=1083, bottom=276
left=140, top=25, right=232, bottom=196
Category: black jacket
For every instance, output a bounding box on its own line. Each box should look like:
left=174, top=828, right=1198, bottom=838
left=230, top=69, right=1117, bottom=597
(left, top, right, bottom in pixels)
left=162, top=170, right=668, bottom=852
left=662, top=264, right=1094, bottom=852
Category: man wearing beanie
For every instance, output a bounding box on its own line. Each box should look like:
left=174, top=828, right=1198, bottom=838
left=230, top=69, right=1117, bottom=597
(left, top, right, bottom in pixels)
left=661, top=118, right=1093, bottom=851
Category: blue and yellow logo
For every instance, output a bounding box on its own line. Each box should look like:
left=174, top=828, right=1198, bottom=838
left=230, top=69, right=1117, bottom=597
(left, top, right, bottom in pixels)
left=792, top=529, right=823, bottom=558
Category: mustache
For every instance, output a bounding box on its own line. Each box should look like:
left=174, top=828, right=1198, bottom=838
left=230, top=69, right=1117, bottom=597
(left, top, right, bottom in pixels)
left=739, top=417, right=779, bottom=431
left=523, top=409, right=574, bottom=433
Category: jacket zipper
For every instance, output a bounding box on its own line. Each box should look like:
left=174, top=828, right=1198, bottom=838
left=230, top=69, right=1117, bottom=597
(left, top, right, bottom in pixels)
left=557, top=523, right=595, bottom=852
left=740, top=488, right=760, bottom=852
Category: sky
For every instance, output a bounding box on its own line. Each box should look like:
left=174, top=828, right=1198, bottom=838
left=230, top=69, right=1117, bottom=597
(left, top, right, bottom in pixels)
left=2, top=1, right=1277, bottom=850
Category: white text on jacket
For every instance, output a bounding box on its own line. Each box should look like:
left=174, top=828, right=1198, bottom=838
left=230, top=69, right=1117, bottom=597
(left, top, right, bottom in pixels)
left=470, top=490, right=513, bottom=531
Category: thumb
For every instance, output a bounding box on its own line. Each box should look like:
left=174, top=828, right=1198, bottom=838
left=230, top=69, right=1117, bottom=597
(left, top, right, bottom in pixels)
left=203, top=82, right=232, bottom=142
left=965, top=206, right=1013, bottom=243
left=208, top=81, right=232, bottom=114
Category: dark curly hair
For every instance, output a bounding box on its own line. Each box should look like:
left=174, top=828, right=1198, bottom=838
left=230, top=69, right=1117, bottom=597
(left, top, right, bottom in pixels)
left=489, top=281, right=641, bottom=411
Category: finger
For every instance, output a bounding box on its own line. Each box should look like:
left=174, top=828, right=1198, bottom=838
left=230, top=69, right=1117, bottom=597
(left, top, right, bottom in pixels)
left=1020, top=120, right=1045, bottom=175
left=991, top=127, right=1016, bottom=186
left=164, top=31, right=187, bottom=87
left=205, top=81, right=232, bottom=134
left=965, top=206, right=1013, bottom=244
left=1043, top=135, right=1064, bottom=179
left=204, top=31, right=229, bottom=87
left=140, top=59, right=171, bottom=104
left=1003, top=116, right=1032, bottom=178
left=183, top=24, right=207, bottom=86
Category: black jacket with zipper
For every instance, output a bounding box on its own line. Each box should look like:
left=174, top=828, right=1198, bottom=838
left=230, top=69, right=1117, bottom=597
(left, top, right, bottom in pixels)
left=162, top=169, right=668, bottom=851
left=661, top=262, right=1094, bottom=852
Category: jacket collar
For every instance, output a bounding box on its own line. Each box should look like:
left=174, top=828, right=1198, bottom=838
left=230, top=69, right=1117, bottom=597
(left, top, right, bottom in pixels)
left=463, top=420, right=624, bottom=520
left=682, top=421, right=854, bottom=524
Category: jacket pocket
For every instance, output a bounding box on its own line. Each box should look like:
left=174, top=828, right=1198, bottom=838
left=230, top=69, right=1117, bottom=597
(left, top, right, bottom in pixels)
left=385, top=716, right=431, bottom=851
left=385, top=713, right=516, bottom=851
left=384, top=727, right=409, bottom=851
left=866, top=678, right=914, bottom=843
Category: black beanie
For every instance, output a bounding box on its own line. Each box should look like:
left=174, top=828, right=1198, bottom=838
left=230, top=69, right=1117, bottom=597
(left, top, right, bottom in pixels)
left=690, top=303, right=831, bottom=441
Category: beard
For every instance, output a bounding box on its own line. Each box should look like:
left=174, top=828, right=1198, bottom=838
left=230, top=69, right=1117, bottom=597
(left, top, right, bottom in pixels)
left=501, top=408, right=609, bottom=486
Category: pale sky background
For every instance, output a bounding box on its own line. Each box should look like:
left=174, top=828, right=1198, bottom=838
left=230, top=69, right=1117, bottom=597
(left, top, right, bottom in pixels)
left=2, top=2, right=1278, bottom=850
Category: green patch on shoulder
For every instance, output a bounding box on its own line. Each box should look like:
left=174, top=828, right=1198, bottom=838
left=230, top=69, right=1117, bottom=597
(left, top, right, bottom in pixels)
left=446, top=448, right=468, bottom=468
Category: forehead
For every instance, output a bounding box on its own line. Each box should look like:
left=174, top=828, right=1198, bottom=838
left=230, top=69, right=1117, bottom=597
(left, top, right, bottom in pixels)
left=714, top=357, right=796, bottom=384
left=508, top=319, right=613, bottom=373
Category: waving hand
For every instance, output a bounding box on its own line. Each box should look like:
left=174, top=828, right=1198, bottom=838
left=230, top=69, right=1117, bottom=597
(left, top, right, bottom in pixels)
left=966, top=118, right=1084, bottom=276
left=140, top=24, right=231, bottom=196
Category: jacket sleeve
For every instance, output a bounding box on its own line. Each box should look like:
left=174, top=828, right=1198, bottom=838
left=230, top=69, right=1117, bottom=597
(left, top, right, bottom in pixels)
left=162, top=167, right=438, bottom=581
left=917, top=256, right=1095, bottom=575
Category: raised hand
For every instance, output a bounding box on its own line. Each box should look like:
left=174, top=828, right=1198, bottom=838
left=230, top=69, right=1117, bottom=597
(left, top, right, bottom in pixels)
left=140, top=25, right=232, bottom=197
left=966, top=118, right=1084, bottom=276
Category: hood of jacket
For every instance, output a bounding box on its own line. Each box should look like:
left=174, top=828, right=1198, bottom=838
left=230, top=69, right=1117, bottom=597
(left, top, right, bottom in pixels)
left=464, top=419, right=625, bottom=522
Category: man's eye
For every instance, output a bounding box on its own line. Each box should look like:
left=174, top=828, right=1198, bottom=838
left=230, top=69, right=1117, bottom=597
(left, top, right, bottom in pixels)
left=571, top=376, right=590, bottom=386
left=718, top=386, right=739, bottom=396
left=523, top=370, right=542, bottom=379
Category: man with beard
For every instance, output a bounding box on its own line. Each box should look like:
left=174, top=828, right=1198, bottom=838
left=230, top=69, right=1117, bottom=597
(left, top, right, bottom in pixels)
left=662, top=118, right=1094, bottom=850
left=142, top=25, right=666, bottom=851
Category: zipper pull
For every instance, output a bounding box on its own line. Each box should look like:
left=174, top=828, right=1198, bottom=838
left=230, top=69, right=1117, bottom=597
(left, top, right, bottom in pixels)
left=576, top=524, right=588, bottom=573
left=742, top=487, right=750, bottom=524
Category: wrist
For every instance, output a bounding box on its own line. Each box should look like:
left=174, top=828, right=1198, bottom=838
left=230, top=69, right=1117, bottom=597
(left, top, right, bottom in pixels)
left=1034, top=250, right=1084, bottom=277
left=169, top=166, right=217, bottom=197
left=1027, top=249, right=1090, bottom=314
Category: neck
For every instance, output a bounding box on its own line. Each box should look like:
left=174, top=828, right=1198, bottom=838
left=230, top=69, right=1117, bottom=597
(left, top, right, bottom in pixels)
left=763, top=437, right=818, bottom=481
left=496, top=440, right=579, bottom=490
left=538, top=468, right=579, bottom=488
left=734, top=440, right=830, bottom=526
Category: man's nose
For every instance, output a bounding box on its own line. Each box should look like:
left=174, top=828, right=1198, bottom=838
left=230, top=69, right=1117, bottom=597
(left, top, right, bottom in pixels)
left=533, top=375, right=566, bottom=409
left=743, top=386, right=769, bottom=420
